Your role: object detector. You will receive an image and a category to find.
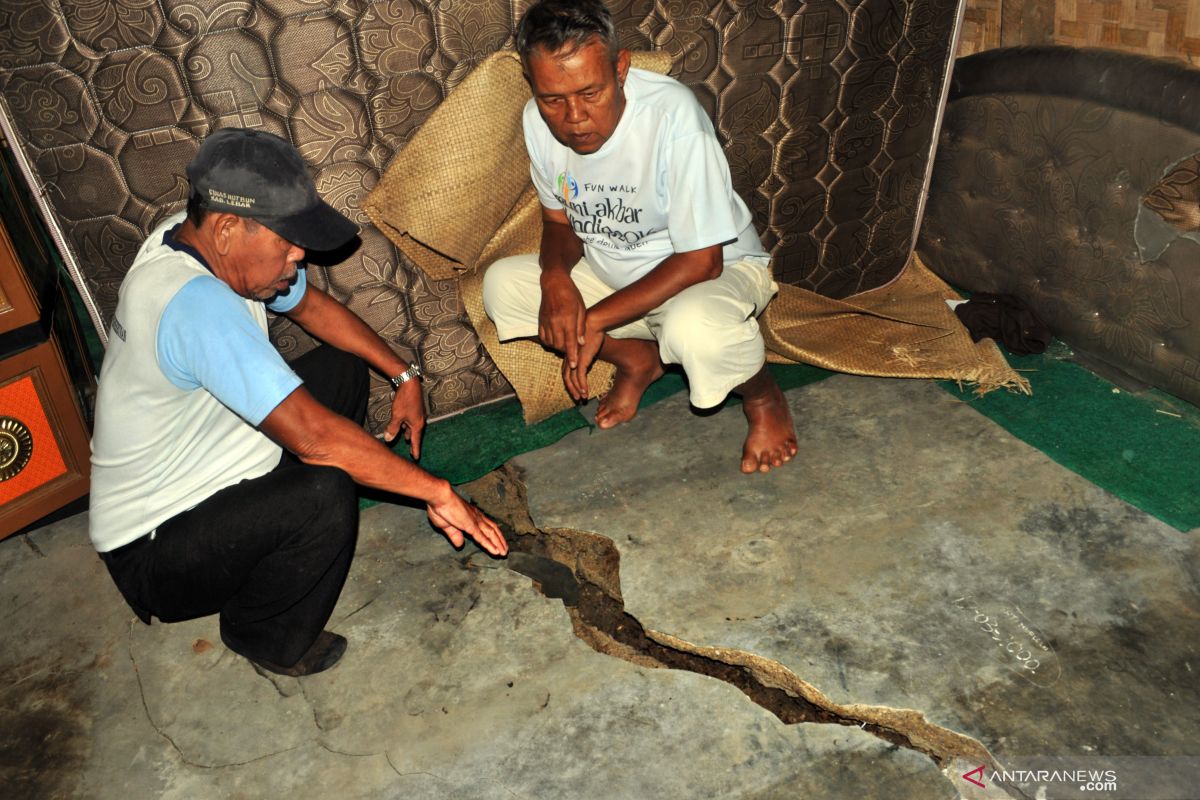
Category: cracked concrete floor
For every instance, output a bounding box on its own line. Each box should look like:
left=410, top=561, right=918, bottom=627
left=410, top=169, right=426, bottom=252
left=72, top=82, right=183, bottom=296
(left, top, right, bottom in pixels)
left=2, top=374, right=1198, bottom=799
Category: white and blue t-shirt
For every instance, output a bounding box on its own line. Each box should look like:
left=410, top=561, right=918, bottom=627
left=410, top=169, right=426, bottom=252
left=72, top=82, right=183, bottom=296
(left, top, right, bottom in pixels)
left=523, top=67, right=769, bottom=290
left=89, top=212, right=305, bottom=552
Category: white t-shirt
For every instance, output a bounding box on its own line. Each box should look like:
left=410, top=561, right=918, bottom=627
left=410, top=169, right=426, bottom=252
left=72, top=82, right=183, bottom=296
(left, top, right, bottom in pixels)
left=524, top=67, right=769, bottom=290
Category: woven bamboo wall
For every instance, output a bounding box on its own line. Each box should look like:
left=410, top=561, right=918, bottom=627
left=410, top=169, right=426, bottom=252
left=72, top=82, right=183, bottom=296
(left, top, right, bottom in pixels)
left=959, top=0, right=1004, bottom=55
left=958, top=0, right=1200, bottom=61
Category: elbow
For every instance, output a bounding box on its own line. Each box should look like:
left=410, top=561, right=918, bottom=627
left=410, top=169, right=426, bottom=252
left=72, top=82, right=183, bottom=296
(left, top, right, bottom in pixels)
left=695, top=253, right=722, bottom=283
left=259, top=387, right=362, bottom=473
left=678, top=261, right=721, bottom=291
left=693, top=245, right=724, bottom=283
left=287, top=429, right=337, bottom=468
left=272, top=411, right=344, bottom=468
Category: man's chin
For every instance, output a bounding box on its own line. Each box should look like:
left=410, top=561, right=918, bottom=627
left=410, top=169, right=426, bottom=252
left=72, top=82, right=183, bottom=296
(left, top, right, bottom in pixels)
left=558, top=133, right=601, bottom=154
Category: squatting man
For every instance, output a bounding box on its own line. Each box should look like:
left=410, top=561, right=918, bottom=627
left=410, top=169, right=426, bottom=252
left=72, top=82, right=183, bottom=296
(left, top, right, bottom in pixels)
left=484, top=0, right=798, bottom=474
left=88, top=128, right=507, bottom=678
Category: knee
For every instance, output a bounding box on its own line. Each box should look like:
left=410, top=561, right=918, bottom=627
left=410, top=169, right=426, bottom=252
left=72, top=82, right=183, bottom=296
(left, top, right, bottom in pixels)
left=331, top=351, right=369, bottom=425
left=658, top=296, right=724, bottom=363
left=320, top=347, right=367, bottom=382
left=481, top=261, right=509, bottom=319
left=345, top=353, right=369, bottom=403
left=481, top=257, right=534, bottom=320
left=297, top=467, right=358, bottom=544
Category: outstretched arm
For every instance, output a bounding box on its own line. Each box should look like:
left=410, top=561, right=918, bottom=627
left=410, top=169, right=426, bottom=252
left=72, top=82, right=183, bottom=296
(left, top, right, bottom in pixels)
left=259, top=386, right=507, bottom=556
left=284, top=286, right=425, bottom=458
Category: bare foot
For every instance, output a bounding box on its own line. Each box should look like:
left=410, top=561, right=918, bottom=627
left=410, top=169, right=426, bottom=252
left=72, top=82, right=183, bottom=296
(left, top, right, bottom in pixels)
left=740, top=379, right=797, bottom=473
left=595, top=342, right=663, bottom=430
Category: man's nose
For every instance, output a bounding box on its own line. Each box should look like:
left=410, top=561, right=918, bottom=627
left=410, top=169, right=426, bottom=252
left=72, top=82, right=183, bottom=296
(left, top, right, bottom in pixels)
left=564, top=97, right=586, bottom=124
left=287, top=244, right=305, bottom=262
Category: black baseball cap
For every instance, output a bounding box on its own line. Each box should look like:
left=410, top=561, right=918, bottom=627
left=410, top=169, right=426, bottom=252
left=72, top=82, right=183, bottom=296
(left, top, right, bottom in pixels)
left=186, top=127, right=358, bottom=251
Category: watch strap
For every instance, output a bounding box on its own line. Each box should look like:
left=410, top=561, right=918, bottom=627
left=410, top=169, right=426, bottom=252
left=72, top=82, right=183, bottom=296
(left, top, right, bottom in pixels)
left=389, top=363, right=422, bottom=389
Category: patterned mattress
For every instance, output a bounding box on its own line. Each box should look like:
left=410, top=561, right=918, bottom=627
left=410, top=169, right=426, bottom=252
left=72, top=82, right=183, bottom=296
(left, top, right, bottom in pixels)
left=0, top=0, right=963, bottom=423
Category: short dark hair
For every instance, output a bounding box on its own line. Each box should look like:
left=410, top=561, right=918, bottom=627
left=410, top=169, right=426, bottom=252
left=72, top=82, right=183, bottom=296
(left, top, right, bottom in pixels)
left=516, top=0, right=618, bottom=63
left=185, top=192, right=209, bottom=226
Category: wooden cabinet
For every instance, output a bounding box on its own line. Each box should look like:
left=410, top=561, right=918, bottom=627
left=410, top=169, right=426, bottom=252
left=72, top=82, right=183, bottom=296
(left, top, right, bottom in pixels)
left=0, top=139, right=94, bottom=540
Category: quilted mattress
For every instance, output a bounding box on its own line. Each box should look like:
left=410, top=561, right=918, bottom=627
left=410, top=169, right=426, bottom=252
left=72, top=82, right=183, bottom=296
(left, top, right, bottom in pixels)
left=0, top=0, right=963, bottom=422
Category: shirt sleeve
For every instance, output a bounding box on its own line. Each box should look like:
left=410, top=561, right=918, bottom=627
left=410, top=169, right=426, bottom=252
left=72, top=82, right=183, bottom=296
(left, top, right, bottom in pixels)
left=266, top=266, right=307, bottom=313
left=524, top=101, right=564, bottom=211
left=157, top=276, right=302, bottom=426
left=665, top=129, right=742, bottom=254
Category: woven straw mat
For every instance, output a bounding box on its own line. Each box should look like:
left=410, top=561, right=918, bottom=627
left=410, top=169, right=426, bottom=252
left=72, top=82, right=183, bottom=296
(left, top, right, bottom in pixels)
left=764, top=254, right=1029, bottom=396
left=365, top=51, right=1028, bottom=424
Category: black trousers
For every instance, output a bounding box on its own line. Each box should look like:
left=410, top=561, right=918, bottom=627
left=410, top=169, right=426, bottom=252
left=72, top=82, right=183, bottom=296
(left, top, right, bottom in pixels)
left=101, top=345, right=368, bottom=667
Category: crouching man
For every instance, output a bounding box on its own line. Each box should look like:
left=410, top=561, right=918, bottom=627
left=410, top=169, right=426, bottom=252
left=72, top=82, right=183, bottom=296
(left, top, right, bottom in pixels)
left=483, top=0, right=797, bottom=473
left=89, top=128, right=507, bottom=677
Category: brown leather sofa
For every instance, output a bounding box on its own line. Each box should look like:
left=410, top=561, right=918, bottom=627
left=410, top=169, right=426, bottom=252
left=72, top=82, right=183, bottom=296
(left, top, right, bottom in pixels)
left=0, top=0, right=961, bottom=425
left=920, top=46, right=1200, bottom=408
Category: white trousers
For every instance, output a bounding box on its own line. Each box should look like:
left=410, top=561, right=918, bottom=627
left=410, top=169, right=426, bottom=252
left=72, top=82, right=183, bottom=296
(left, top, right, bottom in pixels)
left=481, top=253, right=778, bottom=408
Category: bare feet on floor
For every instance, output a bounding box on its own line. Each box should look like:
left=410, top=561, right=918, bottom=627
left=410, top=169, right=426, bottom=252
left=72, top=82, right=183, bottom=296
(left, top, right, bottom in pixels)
left=739, top=372, right=798, bottom=474
left=595, top=340, right=663, bottom=430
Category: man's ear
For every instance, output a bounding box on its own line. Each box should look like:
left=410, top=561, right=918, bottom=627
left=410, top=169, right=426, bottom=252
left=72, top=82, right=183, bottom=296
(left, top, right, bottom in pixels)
left=615, top=48, right=631, bottom=87
left=211, top=212, right=239, bottom=256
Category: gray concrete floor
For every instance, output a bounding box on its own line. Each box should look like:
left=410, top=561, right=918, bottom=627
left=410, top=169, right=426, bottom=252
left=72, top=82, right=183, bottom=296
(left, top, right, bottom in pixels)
left=2, top=375, right=1199, bottom=799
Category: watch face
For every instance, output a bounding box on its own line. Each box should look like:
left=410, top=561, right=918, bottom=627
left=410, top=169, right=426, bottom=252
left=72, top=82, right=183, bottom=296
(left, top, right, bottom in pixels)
left=0, top=416, right=33, bottom=482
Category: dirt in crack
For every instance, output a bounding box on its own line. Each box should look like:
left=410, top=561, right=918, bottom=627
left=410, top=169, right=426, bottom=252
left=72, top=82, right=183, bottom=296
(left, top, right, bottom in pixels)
left=463, top=464, right=999, bottom=778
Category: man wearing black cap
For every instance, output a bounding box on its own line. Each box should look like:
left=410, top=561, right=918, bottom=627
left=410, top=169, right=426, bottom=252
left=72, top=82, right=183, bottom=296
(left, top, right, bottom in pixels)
left=89, top=128, right=507, bottom=677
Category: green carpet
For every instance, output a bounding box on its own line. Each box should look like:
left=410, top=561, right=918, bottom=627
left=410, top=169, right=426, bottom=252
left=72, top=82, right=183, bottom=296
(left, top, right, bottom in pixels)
left=409, top=399, right=591, bottom=485
left=940, top=342, right=1200, bottom=532
left=399, top=347, right=1200, bottom=534
left=364, top=362, right=833, bottom=509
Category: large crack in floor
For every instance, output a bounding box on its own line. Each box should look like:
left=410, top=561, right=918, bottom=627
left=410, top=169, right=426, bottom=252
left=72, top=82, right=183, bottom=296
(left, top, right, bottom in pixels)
left=463, top=464, right=1012, bottom=798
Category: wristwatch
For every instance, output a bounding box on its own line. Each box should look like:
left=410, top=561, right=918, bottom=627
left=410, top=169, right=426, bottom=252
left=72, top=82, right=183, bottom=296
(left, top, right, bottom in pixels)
left=389, top=363, right=423, bottom=390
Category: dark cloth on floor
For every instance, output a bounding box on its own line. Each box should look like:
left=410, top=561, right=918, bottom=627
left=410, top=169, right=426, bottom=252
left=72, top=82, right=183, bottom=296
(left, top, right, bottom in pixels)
left=954, top=293, right=1051, bottom=355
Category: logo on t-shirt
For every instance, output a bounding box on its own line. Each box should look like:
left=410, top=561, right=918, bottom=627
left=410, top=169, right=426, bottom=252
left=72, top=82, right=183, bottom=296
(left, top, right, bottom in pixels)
left=556, top=171, right=580, bottom=204
left=557, top=179, right=654, bottom=250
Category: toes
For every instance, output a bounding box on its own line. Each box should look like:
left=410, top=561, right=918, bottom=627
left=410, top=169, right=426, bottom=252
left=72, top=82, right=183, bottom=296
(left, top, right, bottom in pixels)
left=742, top=444, right=796, bottom=473
left=595, top=399, right=634, bottom=429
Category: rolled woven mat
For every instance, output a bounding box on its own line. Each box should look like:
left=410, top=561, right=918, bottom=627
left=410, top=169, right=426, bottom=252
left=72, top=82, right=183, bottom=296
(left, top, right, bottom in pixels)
left=366, top=51, right=1028, bottom=425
